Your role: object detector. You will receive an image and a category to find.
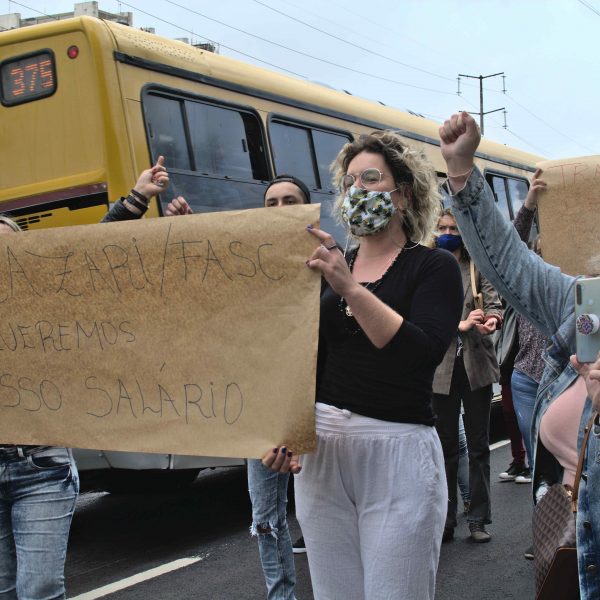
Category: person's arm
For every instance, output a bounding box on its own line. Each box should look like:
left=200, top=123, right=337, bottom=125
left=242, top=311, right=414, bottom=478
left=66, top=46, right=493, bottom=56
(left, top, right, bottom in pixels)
left=307, top=224, right=463, bottom=360
left=305, top=226, right=402, bottom=349
left=513, top=168, right=545, bottom=242
left=439, top=112, right=575, bottom=338
left=102, top=156, right=169, bottom=222
left=383, top=249, right=463, bottom=365
left=475, top=273, right=503, bottom=335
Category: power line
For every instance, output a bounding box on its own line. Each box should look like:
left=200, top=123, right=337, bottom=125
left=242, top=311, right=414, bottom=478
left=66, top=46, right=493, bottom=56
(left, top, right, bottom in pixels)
left=505, top=92, right=597, bottom=154
left=117, top=1, right=307, bottom=78
left=458, top=72, right=505, bottom=135
left=501, top=127, right=547, bottom=156
left=161, top=0, right=455, bottom=95
left=576, top=0, right=600, bottom=17
left=8, top=0, right=58, bottom=19
left=459, top=95, right=546, bottom=155
left=250, top=0, right=456, bottom=83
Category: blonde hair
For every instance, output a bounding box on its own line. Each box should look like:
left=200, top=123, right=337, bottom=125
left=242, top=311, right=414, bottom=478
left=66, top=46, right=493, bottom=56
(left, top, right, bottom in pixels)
left=331, top=130, right=441, bottom=242
left=0, top=215, right=21, bottom=232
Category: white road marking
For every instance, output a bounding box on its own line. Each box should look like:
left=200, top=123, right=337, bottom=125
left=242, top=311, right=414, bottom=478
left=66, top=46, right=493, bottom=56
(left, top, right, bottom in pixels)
left=71, top=440, right=512, bottom=599
left=69, top=555, right=206, bottom=600
left=490, top=439, right=510, bottom=451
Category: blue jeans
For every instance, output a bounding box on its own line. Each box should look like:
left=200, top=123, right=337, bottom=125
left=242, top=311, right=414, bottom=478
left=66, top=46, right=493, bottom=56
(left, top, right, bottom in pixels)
left=0, top=446, right=79, bottom=600
left=247, top=459, right=296, bottom=600
left=511, top=369, right=538, bottom=469
left=458, top=413, right=470, bottom=503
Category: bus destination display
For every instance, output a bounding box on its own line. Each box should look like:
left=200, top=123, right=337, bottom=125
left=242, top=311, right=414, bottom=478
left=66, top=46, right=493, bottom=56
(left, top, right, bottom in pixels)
left=1, top=51, right=56, bottom=106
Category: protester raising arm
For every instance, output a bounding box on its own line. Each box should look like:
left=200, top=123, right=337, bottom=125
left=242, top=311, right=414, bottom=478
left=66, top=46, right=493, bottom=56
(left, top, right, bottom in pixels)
left=438, top=112, right=575, bottom=339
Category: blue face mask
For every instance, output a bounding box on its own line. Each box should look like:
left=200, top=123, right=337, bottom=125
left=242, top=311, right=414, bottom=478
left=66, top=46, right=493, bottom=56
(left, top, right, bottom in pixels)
left=436, top=233, right=462, bottom=252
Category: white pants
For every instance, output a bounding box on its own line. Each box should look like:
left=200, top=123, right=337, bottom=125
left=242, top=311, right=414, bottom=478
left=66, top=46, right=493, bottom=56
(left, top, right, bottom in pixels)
left=295, top=403, right=447, bottom=600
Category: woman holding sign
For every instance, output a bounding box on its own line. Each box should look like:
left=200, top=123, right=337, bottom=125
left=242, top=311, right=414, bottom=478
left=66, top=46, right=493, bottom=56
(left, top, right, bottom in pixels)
left=0, top=160, right=170, bottom=600
left=265, top=130, right=463, bottom=599
left=431, top=207, right=502, bottom=544
left=0, top=216, right=80, bottom=600
left=437, top=111, right=600, bottom=599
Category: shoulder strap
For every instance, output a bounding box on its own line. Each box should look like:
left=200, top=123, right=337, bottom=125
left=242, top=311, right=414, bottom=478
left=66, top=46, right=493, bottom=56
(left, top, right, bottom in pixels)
left=572, top=411, right=598, bottom=512
left=469, top=260, right=484, bottom=311
left=469, top=260, right=477, bottom=294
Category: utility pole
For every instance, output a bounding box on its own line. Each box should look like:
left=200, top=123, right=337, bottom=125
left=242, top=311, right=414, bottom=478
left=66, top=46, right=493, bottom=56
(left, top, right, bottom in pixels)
left=457, top=72, right=505, bottom=135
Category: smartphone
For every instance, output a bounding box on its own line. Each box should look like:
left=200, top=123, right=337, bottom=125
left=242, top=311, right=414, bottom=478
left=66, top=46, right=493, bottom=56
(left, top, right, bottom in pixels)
left=575, top=277, right=600, bottom=363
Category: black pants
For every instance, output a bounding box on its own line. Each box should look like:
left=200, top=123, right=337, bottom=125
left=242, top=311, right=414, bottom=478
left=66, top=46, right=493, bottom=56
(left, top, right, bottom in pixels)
left=432, top=354, right=492, bottom=529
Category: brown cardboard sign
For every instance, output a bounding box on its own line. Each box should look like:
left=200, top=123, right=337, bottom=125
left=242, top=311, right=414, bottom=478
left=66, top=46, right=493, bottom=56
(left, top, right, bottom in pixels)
left=0, top=204, right=321, bottom=458
left=537, top=156, right=600, bottom=276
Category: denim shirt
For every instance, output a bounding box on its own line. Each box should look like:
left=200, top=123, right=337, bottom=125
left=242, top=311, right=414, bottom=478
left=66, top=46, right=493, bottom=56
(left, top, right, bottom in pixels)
left=450, top=168, right=600, bottom=597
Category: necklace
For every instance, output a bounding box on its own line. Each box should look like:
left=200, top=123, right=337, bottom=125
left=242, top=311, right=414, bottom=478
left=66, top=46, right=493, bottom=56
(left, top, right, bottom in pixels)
left=342, top=250, right=398, bottom=317
left=339, top=240, right=413, bottom=330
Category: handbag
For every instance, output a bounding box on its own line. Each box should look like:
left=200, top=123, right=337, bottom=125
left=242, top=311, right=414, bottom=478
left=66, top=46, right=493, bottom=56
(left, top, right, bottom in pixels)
left=469, top=260, right=484, bottom=312
left=532, top=411, right=597, bottom=599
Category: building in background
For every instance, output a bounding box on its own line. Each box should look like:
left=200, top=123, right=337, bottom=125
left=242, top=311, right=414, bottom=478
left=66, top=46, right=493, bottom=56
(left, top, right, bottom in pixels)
left=0, top=1, right=217, bottom=52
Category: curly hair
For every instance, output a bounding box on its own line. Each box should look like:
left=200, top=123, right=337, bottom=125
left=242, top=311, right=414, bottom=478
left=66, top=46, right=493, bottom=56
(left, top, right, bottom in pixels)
left=331, top=130, right=441, bottom=242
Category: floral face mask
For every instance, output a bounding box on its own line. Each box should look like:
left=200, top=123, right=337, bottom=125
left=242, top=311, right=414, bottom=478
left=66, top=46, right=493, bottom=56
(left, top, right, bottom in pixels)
left=341, top=185, right=398, bottom=236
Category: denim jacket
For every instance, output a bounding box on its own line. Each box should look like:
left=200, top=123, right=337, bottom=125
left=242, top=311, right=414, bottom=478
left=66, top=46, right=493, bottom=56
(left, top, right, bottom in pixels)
left=450, top=167, right=600, bottom=598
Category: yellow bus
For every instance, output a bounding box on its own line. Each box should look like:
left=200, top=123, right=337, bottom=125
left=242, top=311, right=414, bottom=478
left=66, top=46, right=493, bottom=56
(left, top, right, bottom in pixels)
left=0, top=16, right=541, bottom=489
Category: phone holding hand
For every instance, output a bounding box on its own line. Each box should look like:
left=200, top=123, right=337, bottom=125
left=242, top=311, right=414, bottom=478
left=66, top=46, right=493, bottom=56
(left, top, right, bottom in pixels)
left=575, top=277, right=600, bottom=363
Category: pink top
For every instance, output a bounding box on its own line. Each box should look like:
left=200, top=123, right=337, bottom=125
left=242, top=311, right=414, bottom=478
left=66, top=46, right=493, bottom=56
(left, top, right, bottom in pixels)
left=539, top=376, right=587, bottom=487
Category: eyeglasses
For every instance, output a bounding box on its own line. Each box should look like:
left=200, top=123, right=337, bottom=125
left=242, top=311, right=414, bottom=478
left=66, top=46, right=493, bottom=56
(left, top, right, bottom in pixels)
left=341, top=168, right=386, bottom=191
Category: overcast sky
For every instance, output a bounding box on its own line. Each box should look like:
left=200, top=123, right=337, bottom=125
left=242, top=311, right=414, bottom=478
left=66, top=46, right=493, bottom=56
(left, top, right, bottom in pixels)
left=6, top=0, right=600, bottom=159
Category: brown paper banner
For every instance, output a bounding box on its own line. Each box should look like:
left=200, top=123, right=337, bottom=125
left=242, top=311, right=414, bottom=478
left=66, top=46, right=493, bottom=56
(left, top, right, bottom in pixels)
left=537, top=156, right=600, bottom=276
left=0, top=204, right=321, bottom=458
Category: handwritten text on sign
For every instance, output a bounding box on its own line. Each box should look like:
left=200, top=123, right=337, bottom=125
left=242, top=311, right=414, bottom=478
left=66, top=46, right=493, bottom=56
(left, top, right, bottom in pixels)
left=0, top=204, right=321, bottom=457
left=538, top=156, right=600, bottom=276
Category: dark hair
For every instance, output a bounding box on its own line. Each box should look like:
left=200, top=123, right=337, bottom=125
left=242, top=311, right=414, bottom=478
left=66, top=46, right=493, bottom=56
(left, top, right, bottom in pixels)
left=264, top=174, right=311, bottom=204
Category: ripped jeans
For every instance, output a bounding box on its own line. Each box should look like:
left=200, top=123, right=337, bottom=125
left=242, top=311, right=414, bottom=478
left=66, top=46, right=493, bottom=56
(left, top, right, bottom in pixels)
left=247, top=459, right=296, bottom=600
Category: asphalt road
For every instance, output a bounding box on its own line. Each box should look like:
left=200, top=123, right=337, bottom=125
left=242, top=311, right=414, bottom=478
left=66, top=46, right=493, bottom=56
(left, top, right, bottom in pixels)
left=65, top=437, right=535, bottom=600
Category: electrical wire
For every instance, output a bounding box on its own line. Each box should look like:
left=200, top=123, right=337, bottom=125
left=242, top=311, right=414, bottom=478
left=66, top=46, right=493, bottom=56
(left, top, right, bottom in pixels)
left=161, top=0, right=455, bottom=95
left=7, top=0, right=58, bottom=20
left=117, top=0, right=307, bottom=77
left=250, top=0, right=456, bottom=83
left=459, top=95, right=547, bottom=155
left=576, top=0, right=600, bottom=17
left=505, top=92, right=597, bottom=154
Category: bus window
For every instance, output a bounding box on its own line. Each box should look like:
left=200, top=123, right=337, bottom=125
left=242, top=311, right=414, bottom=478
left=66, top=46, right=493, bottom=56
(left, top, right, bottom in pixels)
left=143, top=89, right=269, bottom=213
left=507, top=177, right=528, bottom=216
left=269, top=122, right=318, bottom=188
left=485, top=172, right=531, bottom=222
left=313, top=129, right=351, bottom=193
left=186, top=101, right=266, bottom=180
left=488, top=175, right=511, bottom=222
left=269, top=121, right=351, bottom=190
left=268, top=121, right=351, bottom=243
left=144, top=95, right=191, bottom=171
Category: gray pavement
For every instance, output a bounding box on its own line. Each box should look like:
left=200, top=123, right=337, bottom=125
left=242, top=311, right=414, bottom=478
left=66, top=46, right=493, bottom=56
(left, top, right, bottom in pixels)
left=66, top=443, right=535, bottom=599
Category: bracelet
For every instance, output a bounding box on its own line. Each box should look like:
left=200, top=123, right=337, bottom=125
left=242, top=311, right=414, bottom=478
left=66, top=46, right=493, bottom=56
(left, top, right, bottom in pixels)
left=125, top=194, right=148, bottom=212
left=120, top=197, right=142, bottom=215
left=130, top=188, right=149, bottom=205
left=447, top=167, right=474, bottom=179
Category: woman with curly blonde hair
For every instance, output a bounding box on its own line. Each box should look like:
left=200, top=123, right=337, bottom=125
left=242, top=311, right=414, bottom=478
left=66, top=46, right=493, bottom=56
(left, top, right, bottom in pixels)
left=264, top=130, right=464, bottom=599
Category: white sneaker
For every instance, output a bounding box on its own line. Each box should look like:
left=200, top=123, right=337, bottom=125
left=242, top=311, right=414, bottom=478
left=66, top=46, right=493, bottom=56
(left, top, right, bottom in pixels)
left=515, top=468, right=532, bottom=484
left=499, top=462, right=525, bottom=481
